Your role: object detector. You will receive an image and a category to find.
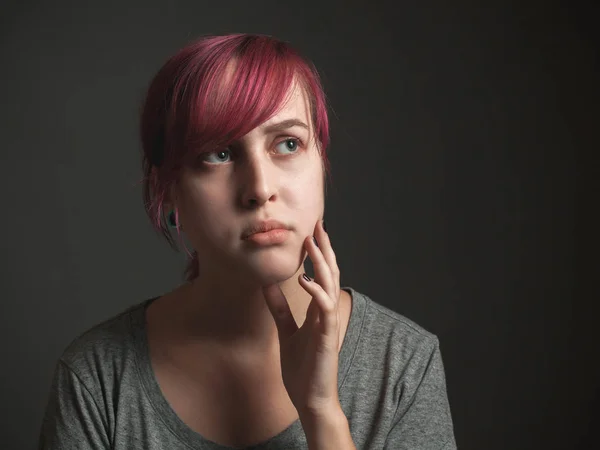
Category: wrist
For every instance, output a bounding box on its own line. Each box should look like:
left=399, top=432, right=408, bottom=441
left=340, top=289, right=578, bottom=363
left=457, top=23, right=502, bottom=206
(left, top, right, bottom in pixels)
left=300, top=406, right=355, bottom=450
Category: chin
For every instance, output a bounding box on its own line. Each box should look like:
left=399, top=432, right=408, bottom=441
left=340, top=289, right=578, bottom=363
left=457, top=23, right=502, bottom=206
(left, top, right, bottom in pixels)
left=244, top=250, right=304, bottom=285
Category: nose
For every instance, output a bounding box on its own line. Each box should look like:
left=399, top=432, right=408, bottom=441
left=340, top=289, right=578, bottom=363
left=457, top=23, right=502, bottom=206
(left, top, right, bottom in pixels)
left=240, top=152, right=278, bottom=209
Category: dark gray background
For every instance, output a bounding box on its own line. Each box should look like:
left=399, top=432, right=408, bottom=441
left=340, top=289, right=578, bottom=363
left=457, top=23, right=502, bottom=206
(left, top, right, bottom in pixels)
left=1, top=1, right=597, bottom=449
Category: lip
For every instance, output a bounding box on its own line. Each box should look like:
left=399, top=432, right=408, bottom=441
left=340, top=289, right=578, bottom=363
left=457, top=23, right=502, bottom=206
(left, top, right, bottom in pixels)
left=244, top=228, right=290, bottom=245
left=242, top=219, right=291, bottom=240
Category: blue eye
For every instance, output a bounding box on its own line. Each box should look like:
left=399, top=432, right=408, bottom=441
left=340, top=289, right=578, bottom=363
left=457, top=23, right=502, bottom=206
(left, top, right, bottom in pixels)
left=276, top=138, right=300, bottom=154
left=202, top=148, right=231, bottom=164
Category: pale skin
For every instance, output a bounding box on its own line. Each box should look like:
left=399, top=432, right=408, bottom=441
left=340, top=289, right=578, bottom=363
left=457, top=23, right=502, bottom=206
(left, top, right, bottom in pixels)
left=146, top=77, right=354, bottom=447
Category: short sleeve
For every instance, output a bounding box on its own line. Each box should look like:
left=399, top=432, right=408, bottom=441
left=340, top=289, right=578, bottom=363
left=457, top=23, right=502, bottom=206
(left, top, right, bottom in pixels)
left=384, top=337, right=457, bottom=449
left=38, top=359, right=111, bottom=450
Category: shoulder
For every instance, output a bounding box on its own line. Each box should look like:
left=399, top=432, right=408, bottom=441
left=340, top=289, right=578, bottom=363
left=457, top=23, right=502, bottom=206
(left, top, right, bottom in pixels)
left=345, top=286, right=442, bottom=372
left=348, top=286, right=438, bottom=341
left=57, top=298, right=151, bottom=385
left=345, top=289, right=456, bottom=446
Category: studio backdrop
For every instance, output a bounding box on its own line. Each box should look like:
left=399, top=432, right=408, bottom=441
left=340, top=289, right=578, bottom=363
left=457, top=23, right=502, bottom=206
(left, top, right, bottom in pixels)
left=0, top=1, right=597, bottom=449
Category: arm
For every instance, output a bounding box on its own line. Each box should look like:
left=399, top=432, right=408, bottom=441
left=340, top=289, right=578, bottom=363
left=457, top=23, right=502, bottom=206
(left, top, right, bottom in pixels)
left=384, top=337, right=457, bottom=450
left=38, top=360, right=111, bottom=450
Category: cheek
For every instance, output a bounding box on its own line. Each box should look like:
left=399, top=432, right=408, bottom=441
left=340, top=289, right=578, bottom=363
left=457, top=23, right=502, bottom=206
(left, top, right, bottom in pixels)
left=287, top=165, right=325, bottom=217
left=180, top=182, right=232, bottom=238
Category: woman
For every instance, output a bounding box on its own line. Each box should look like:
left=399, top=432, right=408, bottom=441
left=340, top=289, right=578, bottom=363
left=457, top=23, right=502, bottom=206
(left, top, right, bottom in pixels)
left=39, top=33, right=457, bottom=449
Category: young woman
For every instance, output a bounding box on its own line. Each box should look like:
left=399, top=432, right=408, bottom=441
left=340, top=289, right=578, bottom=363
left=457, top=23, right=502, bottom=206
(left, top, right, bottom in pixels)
left=39, top=33, right=457, bottom=449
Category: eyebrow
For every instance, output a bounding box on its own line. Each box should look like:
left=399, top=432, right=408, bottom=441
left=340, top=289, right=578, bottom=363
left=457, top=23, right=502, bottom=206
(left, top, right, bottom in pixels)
left=260, top=119, right=309, bottom=134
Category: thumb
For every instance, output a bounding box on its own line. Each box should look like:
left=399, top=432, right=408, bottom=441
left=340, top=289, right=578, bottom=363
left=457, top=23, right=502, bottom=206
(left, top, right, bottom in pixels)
left=262, top=284, right=298, bottom=341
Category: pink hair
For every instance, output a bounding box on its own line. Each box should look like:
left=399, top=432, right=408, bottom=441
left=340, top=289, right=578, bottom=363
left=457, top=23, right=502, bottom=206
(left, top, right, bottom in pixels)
left=138, top=33, right=332, bottom=282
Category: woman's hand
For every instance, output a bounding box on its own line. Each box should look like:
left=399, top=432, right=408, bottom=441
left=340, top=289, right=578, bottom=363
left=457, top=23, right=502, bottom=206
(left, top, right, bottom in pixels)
left=262, top=219, right=342, bottom=419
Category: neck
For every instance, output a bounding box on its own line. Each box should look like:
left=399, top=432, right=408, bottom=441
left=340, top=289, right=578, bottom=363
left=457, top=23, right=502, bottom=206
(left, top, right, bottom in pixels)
left=177, top=262, right=313, bottom=353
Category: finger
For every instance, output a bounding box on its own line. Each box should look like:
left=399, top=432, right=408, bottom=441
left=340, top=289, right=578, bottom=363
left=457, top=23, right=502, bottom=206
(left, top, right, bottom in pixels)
left=298, top=273, right=338, bottom=339
left=305, top=234, right=336, bottom=303
left=262, top=284, right=298, bottom=340
left=313, top=220, right=341, bottom=302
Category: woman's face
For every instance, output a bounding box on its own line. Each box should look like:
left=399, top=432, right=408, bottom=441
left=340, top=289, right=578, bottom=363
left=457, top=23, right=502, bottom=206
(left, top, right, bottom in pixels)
left=172, top=81, right=325, bottom=285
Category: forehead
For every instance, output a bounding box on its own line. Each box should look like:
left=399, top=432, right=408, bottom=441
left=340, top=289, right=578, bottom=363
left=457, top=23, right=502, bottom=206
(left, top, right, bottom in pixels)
left=260, top=79, right=311, bottom=130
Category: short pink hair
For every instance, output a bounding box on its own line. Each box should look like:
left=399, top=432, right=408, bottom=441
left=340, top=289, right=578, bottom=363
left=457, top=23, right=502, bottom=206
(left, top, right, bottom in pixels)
left=139, top=33, right=332, bottom=281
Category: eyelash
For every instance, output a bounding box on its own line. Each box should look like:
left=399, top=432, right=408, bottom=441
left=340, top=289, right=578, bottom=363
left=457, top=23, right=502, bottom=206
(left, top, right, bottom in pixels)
left=199, top=137, right=304, bottom=165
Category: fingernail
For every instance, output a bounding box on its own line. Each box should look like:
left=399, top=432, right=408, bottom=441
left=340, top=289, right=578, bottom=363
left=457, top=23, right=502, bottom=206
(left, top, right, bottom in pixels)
left=312, top=236, right=318, bottom=247
left=302, top=273, right=311, bottom=282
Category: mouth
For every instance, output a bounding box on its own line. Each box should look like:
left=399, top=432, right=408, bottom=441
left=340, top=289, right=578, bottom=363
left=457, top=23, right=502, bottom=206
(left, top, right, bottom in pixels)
left=242, top=219, right=291, bottom=240
left=243, top=228, right=290, bottom=245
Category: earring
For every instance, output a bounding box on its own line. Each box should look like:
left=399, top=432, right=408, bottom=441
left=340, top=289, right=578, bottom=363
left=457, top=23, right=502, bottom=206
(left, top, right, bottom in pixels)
left=168, top=210, right=177, bottom=228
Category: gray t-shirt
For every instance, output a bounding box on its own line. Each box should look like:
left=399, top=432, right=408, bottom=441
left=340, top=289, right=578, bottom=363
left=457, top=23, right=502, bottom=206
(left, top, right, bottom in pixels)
left=38, top=287, right=457, bottom=449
